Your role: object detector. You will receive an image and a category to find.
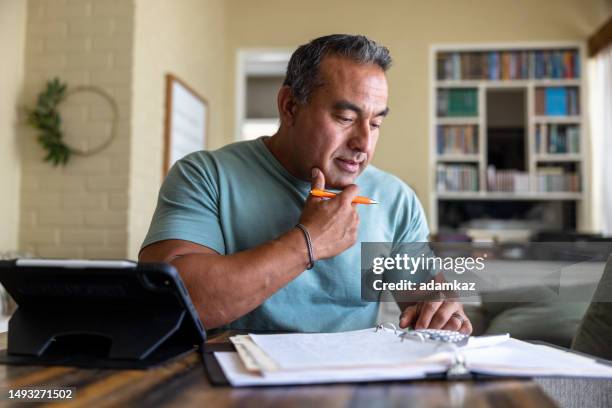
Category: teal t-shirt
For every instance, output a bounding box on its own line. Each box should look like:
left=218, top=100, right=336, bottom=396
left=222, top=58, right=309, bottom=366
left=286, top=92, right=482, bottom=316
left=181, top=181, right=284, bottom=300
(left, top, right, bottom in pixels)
left=142, top=137, right=430, bottom=332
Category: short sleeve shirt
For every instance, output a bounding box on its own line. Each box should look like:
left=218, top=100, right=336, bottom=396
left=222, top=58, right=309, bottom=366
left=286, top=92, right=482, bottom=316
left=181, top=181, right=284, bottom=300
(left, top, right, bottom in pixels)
left=142, top=137, right=430, bottom=332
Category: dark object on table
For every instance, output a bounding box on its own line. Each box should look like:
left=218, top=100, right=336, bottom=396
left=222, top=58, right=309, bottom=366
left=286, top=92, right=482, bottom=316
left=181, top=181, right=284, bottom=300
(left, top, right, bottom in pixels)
left=0, top=259, right=205, bottom=369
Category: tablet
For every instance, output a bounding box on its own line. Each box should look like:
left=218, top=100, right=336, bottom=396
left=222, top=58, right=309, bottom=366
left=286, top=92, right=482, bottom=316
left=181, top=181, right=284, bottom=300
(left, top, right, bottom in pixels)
left=0, top=259, right=206, bottom=369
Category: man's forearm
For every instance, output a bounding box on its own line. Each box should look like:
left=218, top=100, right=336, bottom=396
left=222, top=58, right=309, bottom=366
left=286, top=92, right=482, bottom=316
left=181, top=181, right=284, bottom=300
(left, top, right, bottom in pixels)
left=171, top=228, right=310, bottom=329
left=140, top=169, right=360, bottom=329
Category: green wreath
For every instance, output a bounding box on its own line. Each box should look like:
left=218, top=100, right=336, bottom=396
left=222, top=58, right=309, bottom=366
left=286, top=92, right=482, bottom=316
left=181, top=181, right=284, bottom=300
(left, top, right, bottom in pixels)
left=26, top=78, right=118, bottom=166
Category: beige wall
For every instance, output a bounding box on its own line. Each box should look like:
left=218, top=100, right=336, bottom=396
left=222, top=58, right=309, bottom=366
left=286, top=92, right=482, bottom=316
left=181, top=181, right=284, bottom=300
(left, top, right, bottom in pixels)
left=225, top=0, right=612, bottom=227
left=0, top=0, right=27, bottom=251
left=19, top=0, right=134, bottom=258
left=129, top=0, right=226, bottom=259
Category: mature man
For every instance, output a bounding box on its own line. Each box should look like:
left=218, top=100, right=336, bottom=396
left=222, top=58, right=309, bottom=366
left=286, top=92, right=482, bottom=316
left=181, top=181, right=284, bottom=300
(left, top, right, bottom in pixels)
left=140, top=34, right=471, bottom=334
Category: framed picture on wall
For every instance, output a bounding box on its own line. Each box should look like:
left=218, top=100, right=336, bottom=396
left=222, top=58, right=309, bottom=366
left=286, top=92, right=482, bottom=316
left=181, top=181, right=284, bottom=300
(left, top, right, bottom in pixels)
left=163, top=74, right=209, bottom=176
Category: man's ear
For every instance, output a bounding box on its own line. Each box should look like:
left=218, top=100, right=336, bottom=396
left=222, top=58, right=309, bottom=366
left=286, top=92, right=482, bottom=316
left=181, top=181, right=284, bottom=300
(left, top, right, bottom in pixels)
left=277, top=85, right=300, bottom=127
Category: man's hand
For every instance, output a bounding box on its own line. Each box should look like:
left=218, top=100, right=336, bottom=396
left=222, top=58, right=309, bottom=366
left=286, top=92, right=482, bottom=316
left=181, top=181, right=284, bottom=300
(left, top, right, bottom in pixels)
left=399, top=300, right=472, bottom=334
left=298, top=167, right=360, bottom=260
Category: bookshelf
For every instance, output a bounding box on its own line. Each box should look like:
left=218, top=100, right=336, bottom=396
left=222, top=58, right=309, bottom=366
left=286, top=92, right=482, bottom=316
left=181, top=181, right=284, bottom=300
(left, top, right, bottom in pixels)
left=430, top=43, right=587, bottom=233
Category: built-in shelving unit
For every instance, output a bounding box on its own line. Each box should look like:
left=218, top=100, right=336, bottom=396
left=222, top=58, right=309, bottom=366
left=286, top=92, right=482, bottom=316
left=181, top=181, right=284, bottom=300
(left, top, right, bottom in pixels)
left=430, top=43, right=586, bottom=233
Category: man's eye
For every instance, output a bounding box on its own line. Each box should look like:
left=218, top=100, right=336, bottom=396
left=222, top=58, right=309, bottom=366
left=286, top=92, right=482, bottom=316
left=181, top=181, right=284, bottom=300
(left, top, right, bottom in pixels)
left=370, top=122, right=381, bottom=130
left=337, top=116, right=353, bottom=123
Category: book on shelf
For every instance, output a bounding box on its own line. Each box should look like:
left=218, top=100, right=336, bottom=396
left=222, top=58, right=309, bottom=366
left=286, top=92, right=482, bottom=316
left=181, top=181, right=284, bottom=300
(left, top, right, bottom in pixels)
left=485, top=166, right=580, bottom=193
left=534, top=50, right=580, bottom=79
left=436, top=164, right=479, bottom=192
left=535, top=124, right=580, bottom=154
left=536, top=167, right=580, bottom=192
left=436, top=49, right=579, bottom=81
left=488, top=52, right=499, bottom=80
left=437, top=89, right=477, bottom=117
left=535, top=87, right=580, bottom=116
left=486, top=166, right=530, bottom=193
left=500, top=51, right=530, bottom=80
left=437, top=125, right=478, bottom=155
left=545, top=88, right=567, bottom=115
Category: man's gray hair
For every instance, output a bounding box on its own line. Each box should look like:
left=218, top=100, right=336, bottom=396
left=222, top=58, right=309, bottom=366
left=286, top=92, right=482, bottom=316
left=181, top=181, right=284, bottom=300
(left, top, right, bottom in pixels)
left=283, top=34, right=392, bottom=104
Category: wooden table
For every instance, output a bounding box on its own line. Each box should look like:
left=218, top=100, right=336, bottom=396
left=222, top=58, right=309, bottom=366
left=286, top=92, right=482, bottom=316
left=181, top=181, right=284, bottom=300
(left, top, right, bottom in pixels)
left=0, top=332, right=560, bottom=408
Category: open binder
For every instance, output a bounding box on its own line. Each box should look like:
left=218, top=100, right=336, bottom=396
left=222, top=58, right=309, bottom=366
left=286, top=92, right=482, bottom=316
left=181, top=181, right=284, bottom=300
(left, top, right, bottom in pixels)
left=204, top=325, right=612, bottom=387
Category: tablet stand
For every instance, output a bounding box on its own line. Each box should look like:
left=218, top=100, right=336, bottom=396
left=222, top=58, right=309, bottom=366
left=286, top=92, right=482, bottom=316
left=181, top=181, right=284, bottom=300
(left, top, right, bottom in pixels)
left=1, top=306, right=199, bottom=369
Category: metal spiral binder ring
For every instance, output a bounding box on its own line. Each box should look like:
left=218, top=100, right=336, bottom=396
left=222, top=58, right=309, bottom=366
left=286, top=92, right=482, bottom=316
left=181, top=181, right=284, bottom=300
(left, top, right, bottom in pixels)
left=374, top=322, right=398, bottom=334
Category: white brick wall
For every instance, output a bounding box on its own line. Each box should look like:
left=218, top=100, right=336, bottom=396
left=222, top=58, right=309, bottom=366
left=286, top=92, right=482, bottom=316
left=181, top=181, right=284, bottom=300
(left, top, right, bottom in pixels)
left=18, top=0, right=226, bottom=260
left=19, top=0, right=134, bottom=259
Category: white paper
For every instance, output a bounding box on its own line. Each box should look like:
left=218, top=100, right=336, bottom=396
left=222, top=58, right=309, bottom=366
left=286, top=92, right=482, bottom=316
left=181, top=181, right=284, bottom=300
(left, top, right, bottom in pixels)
left=244, top=329, right=612, bottom=381
left=465, top=333, right=510, bottom=349
left=230, top=335, right=279, bottom=372
left=249, top=328, right=453, bottom=371
left=214, top=352, right=446, bottom=387
left=464, top=338, right=612, bottom=378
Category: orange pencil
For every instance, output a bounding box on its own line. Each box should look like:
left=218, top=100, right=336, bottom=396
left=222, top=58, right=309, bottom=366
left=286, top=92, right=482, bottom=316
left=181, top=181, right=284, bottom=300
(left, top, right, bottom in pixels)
left=310, top=188, right=379, bottom=205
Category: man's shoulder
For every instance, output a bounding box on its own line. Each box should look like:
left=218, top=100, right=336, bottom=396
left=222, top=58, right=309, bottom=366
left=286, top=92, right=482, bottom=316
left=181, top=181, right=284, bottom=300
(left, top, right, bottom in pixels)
left=164, top=139, right=263, bottom=191
left=171, top=139, right=262, bottom=180
left=181, top=138, right=260, bottom=165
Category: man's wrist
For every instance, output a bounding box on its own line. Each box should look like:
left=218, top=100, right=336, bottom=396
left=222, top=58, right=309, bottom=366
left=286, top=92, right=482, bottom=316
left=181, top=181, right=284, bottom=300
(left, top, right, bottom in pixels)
left=295, top=223, right=315, bottom=269
left=278, top=228, right=313, bottom=271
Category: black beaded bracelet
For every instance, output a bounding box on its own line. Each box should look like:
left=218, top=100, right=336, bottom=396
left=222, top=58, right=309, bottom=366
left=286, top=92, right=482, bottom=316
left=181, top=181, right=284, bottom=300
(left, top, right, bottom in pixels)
left=295, top=223, right=315, bottom=270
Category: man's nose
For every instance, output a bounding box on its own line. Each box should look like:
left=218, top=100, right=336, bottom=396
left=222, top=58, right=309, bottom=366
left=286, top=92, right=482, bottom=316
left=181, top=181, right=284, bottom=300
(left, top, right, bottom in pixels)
left=348, top=120, right=372, bottom=152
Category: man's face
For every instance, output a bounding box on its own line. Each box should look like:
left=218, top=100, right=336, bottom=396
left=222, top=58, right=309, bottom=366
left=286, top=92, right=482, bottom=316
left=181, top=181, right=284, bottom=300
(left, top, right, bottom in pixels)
left=287, top=55, right=389, bottom=188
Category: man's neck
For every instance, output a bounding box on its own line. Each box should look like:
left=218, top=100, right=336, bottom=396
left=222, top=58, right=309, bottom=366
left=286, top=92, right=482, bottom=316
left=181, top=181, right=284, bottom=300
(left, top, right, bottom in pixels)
left=263, top=131, right=306, bottom=182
